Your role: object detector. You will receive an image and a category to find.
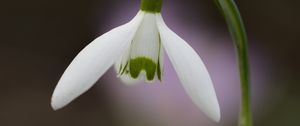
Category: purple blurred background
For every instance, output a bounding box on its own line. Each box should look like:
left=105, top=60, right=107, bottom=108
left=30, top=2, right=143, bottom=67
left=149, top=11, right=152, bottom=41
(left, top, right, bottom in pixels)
left=0, top=0, right=299, bottom=126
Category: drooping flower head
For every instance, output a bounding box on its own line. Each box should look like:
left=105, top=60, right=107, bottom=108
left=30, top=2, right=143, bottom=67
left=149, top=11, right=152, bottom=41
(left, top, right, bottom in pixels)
left=51, top=0, right=220, bottom=122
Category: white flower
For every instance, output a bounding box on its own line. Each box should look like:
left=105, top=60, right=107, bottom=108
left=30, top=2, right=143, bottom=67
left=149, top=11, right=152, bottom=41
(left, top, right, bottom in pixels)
left=51, top=10, right=220, bottom=122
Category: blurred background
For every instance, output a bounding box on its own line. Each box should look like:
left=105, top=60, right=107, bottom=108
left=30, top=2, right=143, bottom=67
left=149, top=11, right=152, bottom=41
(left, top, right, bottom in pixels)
left=0, top=0, right=299, bottom=126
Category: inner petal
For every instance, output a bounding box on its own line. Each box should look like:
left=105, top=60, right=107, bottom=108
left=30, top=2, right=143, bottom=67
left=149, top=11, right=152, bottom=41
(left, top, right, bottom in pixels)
left=129, top=13, right=160, bottom=81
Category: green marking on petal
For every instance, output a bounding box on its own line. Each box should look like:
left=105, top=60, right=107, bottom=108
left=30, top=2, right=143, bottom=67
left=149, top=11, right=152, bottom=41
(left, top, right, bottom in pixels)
left=129, top=57, right=157, bottom=81
left=157, top=60, right=161, bottom=81
left=157, top=33, right=162, bottom=81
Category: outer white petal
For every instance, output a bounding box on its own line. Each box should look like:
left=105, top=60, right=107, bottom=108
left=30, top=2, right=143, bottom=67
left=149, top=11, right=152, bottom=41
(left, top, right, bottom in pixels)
left=156, top=14, right=220, bottom=122
left=51, top=11, right=145, bottom=110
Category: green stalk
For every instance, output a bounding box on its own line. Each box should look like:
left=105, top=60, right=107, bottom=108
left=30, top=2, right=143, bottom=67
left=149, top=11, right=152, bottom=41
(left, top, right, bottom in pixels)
left=214, top=0, right=252, bottom=126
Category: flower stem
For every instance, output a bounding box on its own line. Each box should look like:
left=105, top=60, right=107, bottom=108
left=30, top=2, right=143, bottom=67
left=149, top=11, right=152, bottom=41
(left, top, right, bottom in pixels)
left=214, top=0, right=252, bottom=126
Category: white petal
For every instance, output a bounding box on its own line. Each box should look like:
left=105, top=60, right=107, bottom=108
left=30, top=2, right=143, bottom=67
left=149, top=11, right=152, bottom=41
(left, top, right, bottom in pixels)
left=129, top=12, right=160, bottom=82
left=51, top=11, right=145, bottom=110
left=156, top=14, right=220, bottom=122
left=130, top=12, right=160, bottom=61
left=117, top=12, right=161, bottom=83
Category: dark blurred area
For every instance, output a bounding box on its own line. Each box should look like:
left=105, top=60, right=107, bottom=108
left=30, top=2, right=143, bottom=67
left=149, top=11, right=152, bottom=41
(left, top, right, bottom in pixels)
left=0, top=0, right=299, bottom=126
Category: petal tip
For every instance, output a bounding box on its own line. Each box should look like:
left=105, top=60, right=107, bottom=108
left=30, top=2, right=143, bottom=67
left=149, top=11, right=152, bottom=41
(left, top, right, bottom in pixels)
left=212, top=110, right=221, bottom=122
left=50, top=95, right=64, bottom=111
left=207, top=103, right=221, bottom=122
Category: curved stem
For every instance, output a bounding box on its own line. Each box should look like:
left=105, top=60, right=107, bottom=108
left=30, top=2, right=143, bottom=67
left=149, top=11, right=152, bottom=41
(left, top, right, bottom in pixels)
left=214, top=0, right=252, bottom=126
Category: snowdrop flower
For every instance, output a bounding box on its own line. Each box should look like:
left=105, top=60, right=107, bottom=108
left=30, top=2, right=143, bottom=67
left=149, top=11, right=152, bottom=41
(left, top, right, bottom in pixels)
left=51, top=0, right=220, bottom=122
